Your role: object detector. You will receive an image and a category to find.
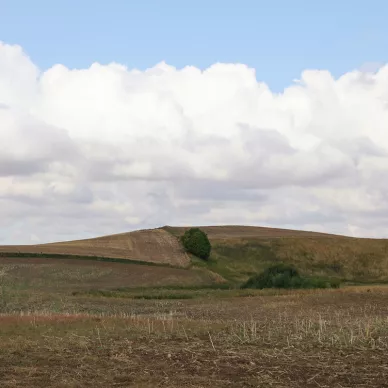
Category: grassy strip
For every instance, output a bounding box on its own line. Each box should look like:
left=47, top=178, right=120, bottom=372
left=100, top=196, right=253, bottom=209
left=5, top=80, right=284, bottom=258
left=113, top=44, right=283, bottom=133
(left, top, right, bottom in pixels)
left=0, top=252, right=177, bottom=268
left=110, top=283, right=233, bottom=292
left=71, top=282, right=240, bottom=299
left=71, top=288, right=257, bottom=299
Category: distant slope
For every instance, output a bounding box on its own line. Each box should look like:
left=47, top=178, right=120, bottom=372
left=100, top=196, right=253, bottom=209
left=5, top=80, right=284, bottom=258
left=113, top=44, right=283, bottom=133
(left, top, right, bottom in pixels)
left=164, top=226, right=388, bottom=284
left=207, top=236, right=388, bottom=284
left=163, top=225, right=344, bottom=240
left=0, top=228, right=190, bottom=267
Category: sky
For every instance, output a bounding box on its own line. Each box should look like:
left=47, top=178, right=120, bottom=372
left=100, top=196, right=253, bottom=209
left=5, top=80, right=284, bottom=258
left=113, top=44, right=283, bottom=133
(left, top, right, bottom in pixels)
left=1, top=0, right=388, bottom=243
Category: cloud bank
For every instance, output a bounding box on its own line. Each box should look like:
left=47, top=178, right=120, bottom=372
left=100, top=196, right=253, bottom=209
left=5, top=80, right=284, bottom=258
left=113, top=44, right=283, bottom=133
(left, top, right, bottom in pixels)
left=1, top=41, right=388, bottom=243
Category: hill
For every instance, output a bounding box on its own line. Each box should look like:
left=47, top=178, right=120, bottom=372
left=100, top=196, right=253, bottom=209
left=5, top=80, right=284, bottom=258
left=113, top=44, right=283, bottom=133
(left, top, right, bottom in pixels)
left=1, top=225, right=388, bottom=285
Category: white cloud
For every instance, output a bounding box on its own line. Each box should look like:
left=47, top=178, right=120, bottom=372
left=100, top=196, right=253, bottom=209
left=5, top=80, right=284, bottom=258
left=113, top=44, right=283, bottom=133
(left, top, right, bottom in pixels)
left=1, top=41, right=388, bottom=243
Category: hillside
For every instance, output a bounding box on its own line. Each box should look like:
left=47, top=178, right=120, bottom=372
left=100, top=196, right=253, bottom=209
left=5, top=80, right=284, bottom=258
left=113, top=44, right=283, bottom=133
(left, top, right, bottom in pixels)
left=0, top=224, right=339, bottom=267
left=1, top=225, right=388, bottom=284
left=0, top=228, right=190, bottom=267
left=164, top=226, right=388, bottom=283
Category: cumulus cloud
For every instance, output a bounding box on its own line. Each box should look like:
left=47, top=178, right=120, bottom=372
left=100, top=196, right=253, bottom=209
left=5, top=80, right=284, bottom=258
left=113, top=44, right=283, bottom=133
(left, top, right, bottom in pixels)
left=1, top=41, right=388, bottom=243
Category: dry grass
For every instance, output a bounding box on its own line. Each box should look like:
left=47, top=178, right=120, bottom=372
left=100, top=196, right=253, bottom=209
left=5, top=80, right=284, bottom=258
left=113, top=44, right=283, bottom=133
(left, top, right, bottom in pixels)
left=1, top=274, right=388, bottom=387
left=274, top=237, right=388, bottom=280
left=165, top=225, right=388, bottom=283
left=191, top=236, right=388, bottom=284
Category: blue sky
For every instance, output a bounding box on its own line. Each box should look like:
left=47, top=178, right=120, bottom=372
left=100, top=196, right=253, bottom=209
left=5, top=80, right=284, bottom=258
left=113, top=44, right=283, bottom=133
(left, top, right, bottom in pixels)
left=1, top=0, right=387, bottom=91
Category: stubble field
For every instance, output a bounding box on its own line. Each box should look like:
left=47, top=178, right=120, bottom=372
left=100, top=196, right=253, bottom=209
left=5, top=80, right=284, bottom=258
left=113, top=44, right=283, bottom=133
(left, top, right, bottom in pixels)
left=1, top=258, right=388, bottom=387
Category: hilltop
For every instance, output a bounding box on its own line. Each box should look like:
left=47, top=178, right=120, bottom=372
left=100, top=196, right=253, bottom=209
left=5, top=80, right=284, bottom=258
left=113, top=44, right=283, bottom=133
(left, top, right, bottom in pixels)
left=163, top=225, right=343, bottom=239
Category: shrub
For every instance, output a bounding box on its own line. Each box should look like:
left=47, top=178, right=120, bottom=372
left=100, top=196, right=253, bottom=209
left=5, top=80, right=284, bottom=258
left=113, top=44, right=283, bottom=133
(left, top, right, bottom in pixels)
left=242, top=264, right=300, bottom=289
left=181, top=227, right=211, bottom=260
left=328, top=278, right=341, bottom=288
left=241, top=263, right=340, bottom=290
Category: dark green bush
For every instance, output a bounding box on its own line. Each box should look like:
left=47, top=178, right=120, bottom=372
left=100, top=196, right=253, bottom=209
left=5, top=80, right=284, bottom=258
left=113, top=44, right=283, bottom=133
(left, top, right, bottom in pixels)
left=181, top=228, right=211, bottom=260
left=241, top=263, right=340, bottom=289
left=242, top=264, right=299, bottom=289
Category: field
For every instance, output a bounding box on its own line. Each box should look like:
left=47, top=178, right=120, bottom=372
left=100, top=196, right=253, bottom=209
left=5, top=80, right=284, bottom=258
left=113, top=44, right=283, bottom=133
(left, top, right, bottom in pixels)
left=2, top=225, right=388, bottom=386
left=1, top=263, right=388, bottom=387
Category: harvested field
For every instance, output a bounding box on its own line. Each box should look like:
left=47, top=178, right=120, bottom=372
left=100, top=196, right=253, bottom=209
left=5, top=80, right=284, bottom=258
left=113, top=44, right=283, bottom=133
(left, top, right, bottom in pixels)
left=0, top=228, right=190, bottom=267
left=1, top=282, right=388, bottom=387
left=0, top=257, right=219, bottom=292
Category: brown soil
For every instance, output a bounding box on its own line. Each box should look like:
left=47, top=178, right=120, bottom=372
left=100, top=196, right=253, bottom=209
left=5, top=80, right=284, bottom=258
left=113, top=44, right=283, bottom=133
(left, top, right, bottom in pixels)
left=0, top=337, right=385, bottom=387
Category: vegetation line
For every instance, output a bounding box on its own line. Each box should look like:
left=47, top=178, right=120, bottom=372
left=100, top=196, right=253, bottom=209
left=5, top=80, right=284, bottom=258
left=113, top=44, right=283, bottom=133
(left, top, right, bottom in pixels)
left=0, top=252, right=179, bottom=268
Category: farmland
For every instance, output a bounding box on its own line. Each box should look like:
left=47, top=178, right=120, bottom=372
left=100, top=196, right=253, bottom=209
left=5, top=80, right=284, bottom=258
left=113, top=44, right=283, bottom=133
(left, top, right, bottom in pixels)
left=0, top=228, right=190, bottom=267
left=1, top=225, right=388, bottom=386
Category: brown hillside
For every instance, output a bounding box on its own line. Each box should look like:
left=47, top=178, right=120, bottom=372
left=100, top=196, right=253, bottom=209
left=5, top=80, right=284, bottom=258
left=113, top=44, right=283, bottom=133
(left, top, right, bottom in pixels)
left=0, top=228, right=190, bottom=268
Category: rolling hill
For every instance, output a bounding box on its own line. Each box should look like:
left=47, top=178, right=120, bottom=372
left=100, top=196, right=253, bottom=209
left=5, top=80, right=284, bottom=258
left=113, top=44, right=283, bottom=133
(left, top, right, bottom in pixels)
left=1, top=225, right=388, bottom=284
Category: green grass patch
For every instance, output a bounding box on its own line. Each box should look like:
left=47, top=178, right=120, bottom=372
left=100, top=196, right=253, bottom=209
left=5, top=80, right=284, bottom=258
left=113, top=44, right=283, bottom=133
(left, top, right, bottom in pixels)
left=191, top=238, right=388, bottom=285
left=190, top=240, right=282, bottom=284
left=72, top=286, right=262, bottom=300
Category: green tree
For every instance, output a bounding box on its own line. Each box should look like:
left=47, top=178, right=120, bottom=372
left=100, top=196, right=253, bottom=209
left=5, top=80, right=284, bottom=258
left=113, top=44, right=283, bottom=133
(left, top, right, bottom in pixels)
left=181, top=228, right=211, bottom=260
